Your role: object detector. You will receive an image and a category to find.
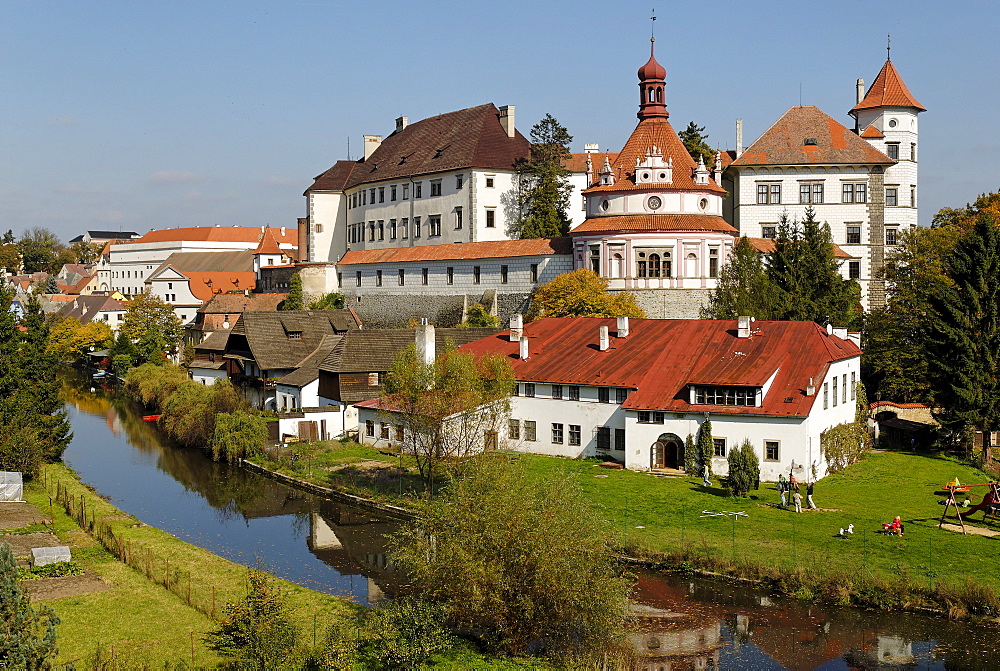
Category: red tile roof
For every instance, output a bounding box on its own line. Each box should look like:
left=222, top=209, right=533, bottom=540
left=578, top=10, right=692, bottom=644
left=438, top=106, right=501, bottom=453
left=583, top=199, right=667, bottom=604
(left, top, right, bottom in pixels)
left=860, top=124, right=885, bottom=139
left=730, top=107, right=894, bottom=167
left=458, top=317, right=860, bottom=417
left=746, top=237, right=854, bottom=259
left=570, top=214, right=736, bottom=235
left=253, top=228, right=284, bottom=255
left=305, top=104, right=530, bottom=194
left=851, top=60, right=925, bottom=113
left=563, top=152, right=619, bottom=174
left=338, top=237, right=572, bottom=265
left=584, top=118, right=725, bottom=195
left=132, top=226, right=298, bottom=246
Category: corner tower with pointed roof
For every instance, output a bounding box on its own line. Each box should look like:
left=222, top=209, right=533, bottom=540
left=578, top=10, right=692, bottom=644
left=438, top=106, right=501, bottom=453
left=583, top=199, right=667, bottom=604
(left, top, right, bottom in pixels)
left=569, top=40, right=737, bottom=317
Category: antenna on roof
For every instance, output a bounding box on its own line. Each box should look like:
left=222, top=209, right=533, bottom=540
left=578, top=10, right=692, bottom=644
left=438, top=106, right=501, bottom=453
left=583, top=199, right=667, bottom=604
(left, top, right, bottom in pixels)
left=799, top=83, right=802, bottom=108
left=346, top=137, right=351, bottom=161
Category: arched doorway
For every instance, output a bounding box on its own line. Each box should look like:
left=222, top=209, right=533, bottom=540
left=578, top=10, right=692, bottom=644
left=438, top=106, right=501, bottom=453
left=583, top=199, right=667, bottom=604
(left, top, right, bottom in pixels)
left=651, top=433, right=684, bottom=470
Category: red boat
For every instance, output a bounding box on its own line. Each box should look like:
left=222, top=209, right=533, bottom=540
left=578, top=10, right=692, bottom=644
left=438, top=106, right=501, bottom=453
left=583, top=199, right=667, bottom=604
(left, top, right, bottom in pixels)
left=142, top=414, right=161, bottom=422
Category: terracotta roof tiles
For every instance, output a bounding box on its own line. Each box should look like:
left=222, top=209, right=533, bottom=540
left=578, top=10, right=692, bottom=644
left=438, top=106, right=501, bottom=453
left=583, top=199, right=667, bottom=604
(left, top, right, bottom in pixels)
left=562, top=152, right=619, bottom=174
left=570, top=214, right=736, bottom=235
left=338, top=237, right=572, bottom=266
left=851, top=60, right=925, bottom=113
left=132, top=226, right=298, bottom=246
left=746, top=237, right=853, bottom=259
left=860, top=124, right=885, bottom=139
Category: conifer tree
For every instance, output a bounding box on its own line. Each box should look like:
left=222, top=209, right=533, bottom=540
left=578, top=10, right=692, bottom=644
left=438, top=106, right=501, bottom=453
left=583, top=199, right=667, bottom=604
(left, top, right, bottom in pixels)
left=678, top=121, right=714, bottom=168
left=697, top=420, right=714, bottom=476
left=0, top=543, right=60, bottom=665
left=702, top=237, right=777, bottom=319
left=282, top=273, right=304, bottom=311
left=512, top=114, right=573, bottom=239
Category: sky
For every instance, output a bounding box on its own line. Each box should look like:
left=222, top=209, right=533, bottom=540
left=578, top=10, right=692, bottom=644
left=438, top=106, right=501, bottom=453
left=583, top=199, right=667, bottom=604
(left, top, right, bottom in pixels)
left=2, top=0, right=997, bottom=243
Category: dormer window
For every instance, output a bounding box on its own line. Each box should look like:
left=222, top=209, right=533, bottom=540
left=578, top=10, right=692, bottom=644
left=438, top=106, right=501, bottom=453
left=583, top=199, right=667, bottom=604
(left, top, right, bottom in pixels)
left=287, top=331, right=302, bottom=340
left=692, top=386, right=758, bottom=406
left=803, top=138, right=817, bottom=146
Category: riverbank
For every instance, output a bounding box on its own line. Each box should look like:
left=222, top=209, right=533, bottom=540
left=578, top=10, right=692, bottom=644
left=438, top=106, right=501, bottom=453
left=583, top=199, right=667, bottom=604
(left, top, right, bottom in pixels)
left=12, top=462, right=352, bottom=666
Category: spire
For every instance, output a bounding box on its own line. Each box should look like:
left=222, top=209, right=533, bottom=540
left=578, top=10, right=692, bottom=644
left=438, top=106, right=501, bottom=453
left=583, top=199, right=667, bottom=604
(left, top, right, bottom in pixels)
left=851, top=57, right=925, bottom=114
left=637, top=37, right=668, bottom=120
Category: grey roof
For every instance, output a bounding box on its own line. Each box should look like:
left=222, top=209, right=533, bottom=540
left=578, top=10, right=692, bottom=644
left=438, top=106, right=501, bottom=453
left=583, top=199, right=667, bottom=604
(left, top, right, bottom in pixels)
left=320, top=328, right=500, bottom=374
left=151, top=250, right=254, bottom=276
left=275, top=335, right=342, bottom=388
left=197, top=292, right=287, bottom=315
left=58, top=295, right=126, bottom=324
left=194, top=328, right=231, bottom=352
left=228, top=310, right=361, bottom=371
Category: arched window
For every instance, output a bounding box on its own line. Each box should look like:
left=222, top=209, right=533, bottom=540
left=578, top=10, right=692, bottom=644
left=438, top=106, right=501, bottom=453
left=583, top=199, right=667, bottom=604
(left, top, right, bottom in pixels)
left=611, top=253, right=623, bottom=278
left=656, top=87, right=663, bottom=103
left=648, top=87, right=655, bottom=103
left=685, top=252, right=697, bottom=277
left=663, top=252, right=672, bottom=277
left=649, top=254, right=661, bottom=278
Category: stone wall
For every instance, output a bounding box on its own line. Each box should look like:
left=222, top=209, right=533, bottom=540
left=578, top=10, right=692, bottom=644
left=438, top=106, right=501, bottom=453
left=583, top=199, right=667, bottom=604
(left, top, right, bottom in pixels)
left=621, top=288, right=711, bottom=319
left=348, top=290, right=534, bottom=328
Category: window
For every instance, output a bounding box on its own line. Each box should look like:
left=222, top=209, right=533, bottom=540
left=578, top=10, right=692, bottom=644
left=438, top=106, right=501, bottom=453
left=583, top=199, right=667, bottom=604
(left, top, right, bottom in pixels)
left=380, top=422, right=390, bottom=439
left=842, top=183, right=854, bottom=203
left=761, top=225, right=777, bottom=239
left=552, top=423, right=564, bottom=444
left=597, top=427, right=611, bottom=451
left=500, top=265, right=508, bottom=283
left=454, top=207, right=463, bottom=230
left=524, top=382, right=535, bottom=397
left=429, top=215, right=441, bottom=236
left=369, top=188, right=375, bottom=203
left=911, top=143, right=917, bottom=162
left=886, top=143, right=899, bottom=160
left=485, top=176, right=495, bottom=188
left=823, top=382, right=829, bottom=409
left=530, top=264, right=538, bottom=282
left=569, top=425, right=581, bottom=446
left=709, top=249, right=719, bottom=278
left=473, top=266, right=481, bottom=284
left=833, top=377, right=838, bottom=407
left=637, top=411, right=665, bottom=424
left=414, top=182, right=422, bottom=198
left=886, top=188, right=898, bottom=207
left=551, top=384, right=563, bottom=399
left=390, top=185, right=397, bottom=201
left=851, top=372, right=856, bottom=400
left=378, top=221, right=384, bottom=240
left=799, top=182, right=824, bottom=204
left=401, top=217, right=408, bottom=239
left=846, top=226, right=861, bottom=245
left=616, top=388, right=628, bottom=404
left=422, top=268, right=428, bottom=285
left=456, top=174, right=464, bottom=189
left=713, top=438, right=727, bottom=458
left=430, top=180, right=442, bottom=196
left=694, top=386, right=757, bottom=406
left=378, top=187, right=385, bottom=203
left=885, top=228, right=898, bottom=246
left=389, top=219, right=397, bottom=240
left=508, top=419, right=520, bottom=440
left=365, top=420, right=375, bottom=437
left=368, top=222, right=375, bottom=241
left=849, top=261, right=861, bottom=279
left=361, top=190, right=366, bottom=205
left=402, top=183, right=409, bottom=200
left=397, top=268, right=404, bottom=286
left=911, top=186, right=916, bottom=208
left=484, top=430, right=498, bottom=450
left=355, top=271, right=362, bottom=287
left=598, top=387, right=610, bottom=403
left=414, top=216, right=421, bottom=238
left=368, top=372, right=379, bottom=386
left=376, top=270, right=383, bottom=287
left=396, top=425, right=405, bottom=441
left=447, top=267, right=454, bottom=285
left=765, top=440, right=779, bottom=461
left=756, top=183, right=781, bottom=204
left=485, top=209, right=496, bottom=228
left=856, top=184, right=867, bottom=203
left=843, top=373, right=848, bottom=404
left=614, top=429, right=625, bottom=451
left=568, top=386, right=580, bottom=401
left=287, top=331, right=302, bottom=339
left=524, top=420, right=537, bottom=441
left=167, top=282, right=172, bottom=290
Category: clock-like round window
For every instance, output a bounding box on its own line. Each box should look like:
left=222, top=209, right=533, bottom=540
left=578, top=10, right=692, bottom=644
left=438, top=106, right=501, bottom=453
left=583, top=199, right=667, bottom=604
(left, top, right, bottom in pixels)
left=698, top=198, right=709, bottom=211
left=888, top=118, right=898, bottom=128
left=647, top=196, right=662, bottom=210
left=600, top=199, right=610, bottom=212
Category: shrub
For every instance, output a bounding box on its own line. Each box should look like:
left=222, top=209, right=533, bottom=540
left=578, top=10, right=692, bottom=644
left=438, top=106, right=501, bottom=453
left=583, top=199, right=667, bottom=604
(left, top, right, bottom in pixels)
left=0, top=543, right=60, bottom=665
left=211, top=412, right=268, bottom=463
left=461, top=304, right=500, bottom=328
left=206, top=567, right=298, bottom=667
left=726, top=439, right=760, bottom=497
left=124, top=363, right=188, bottom=410
left=697, top=420, right=713, bottom=475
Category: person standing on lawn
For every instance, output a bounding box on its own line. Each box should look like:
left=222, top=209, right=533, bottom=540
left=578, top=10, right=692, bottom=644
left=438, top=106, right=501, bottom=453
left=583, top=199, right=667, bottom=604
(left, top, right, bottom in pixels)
left=792, top=490, right=803, bottom=513
left=778, top=475, right=788, bottom=507
left=702, top=464, right=711, bottom=488
left=807, top=481, right=817, bottom=509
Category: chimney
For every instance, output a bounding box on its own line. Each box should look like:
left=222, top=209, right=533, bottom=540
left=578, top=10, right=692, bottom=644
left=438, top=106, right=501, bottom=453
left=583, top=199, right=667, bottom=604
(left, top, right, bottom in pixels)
left=806, top=377, right=816, bottom=396
left=735, top=119, right=743, bottom=158
left=599, top=326, right=610, bottom=351
left=415, top=323, right=436, bottom=366
left=584, top=143, right=599, bottom=154
left=856, top=78, right=865, bottom=105
left=509, top=313, right=523, bottom=342
left=363, top=134, right=382, bottom=161
left=737, top=315, right=752, bottom=338
left=833, top=326, right=848, bottom=340
left=395, top=116, right=409, bottom=132
left=498, top=105, right=516, bottom=138
left=617, top=316, right=629, bottom=338
left=519, top=336, right=529, bottom=360
left=826, top=323, right=834, bottom=336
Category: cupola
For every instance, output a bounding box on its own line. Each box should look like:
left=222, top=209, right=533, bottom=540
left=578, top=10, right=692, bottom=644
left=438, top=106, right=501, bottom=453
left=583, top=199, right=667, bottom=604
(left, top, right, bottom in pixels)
left=637, top=38, right=668, bottom=120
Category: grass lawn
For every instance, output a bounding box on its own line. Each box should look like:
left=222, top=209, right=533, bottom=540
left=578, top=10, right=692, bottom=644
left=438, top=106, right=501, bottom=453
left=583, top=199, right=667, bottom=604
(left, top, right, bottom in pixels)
left=23, top=463, right=354, bottom=667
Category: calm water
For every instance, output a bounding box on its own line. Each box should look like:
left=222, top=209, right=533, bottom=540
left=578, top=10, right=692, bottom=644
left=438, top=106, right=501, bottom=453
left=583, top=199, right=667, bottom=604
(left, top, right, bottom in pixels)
left=61, top=379, right=1000, bottom=667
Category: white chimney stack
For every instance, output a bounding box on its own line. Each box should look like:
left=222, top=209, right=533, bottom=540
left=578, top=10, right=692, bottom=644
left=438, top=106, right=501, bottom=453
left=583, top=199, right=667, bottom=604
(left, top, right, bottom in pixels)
left=509, top=313, right=523, bottom=342
left=415, top=323, right=436, bottom=366
left=735, top=118, right=744, bottom=158
left=617, top=316, right=629, bottom=338
left=519, top=336, right=529, bottom=360
left=395, top=116, right=409, bottom=132
left=584, top=143, right=599, bottom=153
left=737, top=315, right=752, bottom=338
left=599, top=325, right=610, bottom=351
left=806, top=377, right=816, bottom=397
left=363, top=134, right=383, bottom=161
left=856, top=78, right=865, bottom=105
left=498, top=105, right=516, bottom=138
left=833, top=326, right=848, bottom=340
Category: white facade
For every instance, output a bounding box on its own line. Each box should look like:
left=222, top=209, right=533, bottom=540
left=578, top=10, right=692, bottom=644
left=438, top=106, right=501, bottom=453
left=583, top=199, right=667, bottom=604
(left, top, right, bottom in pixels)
left=276, top=378, right=321, bottom=412
left=189, top=366, right=228, bottom=386
left=144, top=266, right=202, bottom=324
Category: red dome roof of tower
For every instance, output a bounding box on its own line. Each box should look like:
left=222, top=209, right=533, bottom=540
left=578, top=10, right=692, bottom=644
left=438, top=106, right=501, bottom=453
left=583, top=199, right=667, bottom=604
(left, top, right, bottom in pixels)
left=637, top=41, right=666, bottom=81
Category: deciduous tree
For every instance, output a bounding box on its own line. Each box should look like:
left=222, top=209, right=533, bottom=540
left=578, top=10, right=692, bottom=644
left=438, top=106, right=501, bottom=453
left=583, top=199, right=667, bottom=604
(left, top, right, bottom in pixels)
left=511, top=114, right=573, bottom=239
left=460, top=304, right=499, bottom=328
left=119, top=291, right=182, bottom=366
left=528, top=269, right=645, bottom=320
left=211, top=412, right=268, bottom=463
left=17, top=227, right=64, bottom=274
left=46, top=318, right=113, bottom=363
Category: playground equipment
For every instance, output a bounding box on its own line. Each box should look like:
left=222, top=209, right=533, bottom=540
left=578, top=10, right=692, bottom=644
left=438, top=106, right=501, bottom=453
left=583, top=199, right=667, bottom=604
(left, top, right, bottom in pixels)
left=938, top=481, right=1000, bottom=535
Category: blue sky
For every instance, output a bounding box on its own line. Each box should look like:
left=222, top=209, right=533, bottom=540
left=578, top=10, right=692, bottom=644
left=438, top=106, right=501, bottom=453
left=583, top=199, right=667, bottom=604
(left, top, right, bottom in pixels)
left=2, top=1, right=996, bottom=242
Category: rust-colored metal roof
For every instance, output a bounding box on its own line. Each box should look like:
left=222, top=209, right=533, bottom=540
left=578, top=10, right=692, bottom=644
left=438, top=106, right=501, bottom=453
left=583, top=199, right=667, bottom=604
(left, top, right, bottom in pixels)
left=583, top=118, right=726, bottom=195
left=458, top=317, right=860, bottom=418
left=851, top=60, right=925, bottom=113
left=338, top=237, right=572, bottom=266
left=746, top=237, right=854, bottom=259
left=570, top=214, right=736, bottom=235
left=730, top=107, right=894, bottom=167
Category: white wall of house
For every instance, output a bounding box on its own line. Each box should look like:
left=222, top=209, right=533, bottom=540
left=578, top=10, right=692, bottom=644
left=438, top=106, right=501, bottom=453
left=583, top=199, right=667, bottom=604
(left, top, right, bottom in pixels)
left=507, top=386, right=628, bottom=458
left=276, top=407, right=344, bottom=442
left=275, top=378, right=321, bottom=412
left=145, top=269, right=201, bottom=324
left=190, top=367, right=227, bottom=386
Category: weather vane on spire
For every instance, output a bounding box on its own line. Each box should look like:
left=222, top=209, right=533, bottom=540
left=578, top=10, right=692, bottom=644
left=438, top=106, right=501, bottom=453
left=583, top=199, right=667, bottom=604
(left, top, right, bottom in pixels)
left=651, top=9, right=656, bottom=43
left=887, top=34, right=891, bottom=61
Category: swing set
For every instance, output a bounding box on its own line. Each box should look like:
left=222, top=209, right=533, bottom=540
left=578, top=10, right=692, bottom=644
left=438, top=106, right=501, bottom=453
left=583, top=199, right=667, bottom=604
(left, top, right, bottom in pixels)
left=938, top=480, right=1000, bottom=535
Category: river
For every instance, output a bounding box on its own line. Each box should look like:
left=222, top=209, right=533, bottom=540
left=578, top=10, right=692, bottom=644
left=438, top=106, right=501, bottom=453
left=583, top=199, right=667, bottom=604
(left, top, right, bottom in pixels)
left=61, top=379, right=1000, bottom=668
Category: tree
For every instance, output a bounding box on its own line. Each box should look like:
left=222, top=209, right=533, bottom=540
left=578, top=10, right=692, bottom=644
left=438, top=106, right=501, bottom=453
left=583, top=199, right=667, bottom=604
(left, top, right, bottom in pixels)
left=0, top=243, right=20, bottom=274
left=384, top=343, right=514, bottom=495
left=206, top=567, right=298, bottom=669
left=119, top=291, right=183, bottom=365
left=391, top=454, right=630, bottom=663
left=726, top=439, right=760, bottom=497
left=211, top=412, right=268, bottom=463
left=17, top=227, right=64, bottom=274
left=46, top=318, right=113, bottom=363
left=308, top=291, right=344, bottom=310
left=684, top=433, right=697, bottom=474
left=679, top=121, right=715, bottom=168
left=511, top=114, right=573, bottom=239
left=0, top=543, right=60, bottom=666
left=923, top=214, right=1000, bottom=466
left=528, top=269, right=645, bottom=320
left=460, top=304, right=499, bottom=328
left=696, top=420, right=713, bottom=476
left=281, top=273, right=303, bottom=311
left=702, top=237, right=779, bottom=319
left=43, top=276, right=59, bottom=295
left=821, top=383, right=872, bottom=473
left=67, top=240, right=102, bottom=264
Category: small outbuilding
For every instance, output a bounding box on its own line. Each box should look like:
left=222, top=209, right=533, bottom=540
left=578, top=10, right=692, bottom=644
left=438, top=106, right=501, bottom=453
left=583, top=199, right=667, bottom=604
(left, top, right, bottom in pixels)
left=0, top=471, right=24, bottom=502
